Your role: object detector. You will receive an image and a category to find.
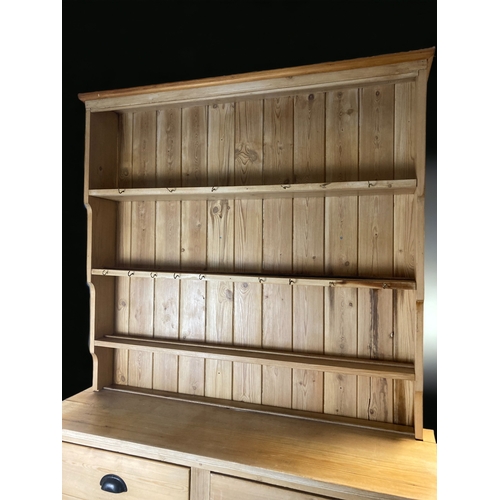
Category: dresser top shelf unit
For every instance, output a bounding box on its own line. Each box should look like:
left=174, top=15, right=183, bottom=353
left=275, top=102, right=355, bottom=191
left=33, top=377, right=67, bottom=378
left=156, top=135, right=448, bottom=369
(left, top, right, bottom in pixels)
left=64, top=47, right=436, bottom=500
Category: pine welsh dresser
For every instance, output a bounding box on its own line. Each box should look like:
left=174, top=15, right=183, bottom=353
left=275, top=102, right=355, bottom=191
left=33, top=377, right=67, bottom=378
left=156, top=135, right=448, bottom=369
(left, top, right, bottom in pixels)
left=63, top=48, right=437, bottom=499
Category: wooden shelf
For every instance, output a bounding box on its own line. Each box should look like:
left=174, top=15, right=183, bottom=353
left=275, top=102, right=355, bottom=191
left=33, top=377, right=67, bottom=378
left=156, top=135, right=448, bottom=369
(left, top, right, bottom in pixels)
left=91, top=268, right=416, bottom=290
left=105, top=385, right=415, bottom=434
left=95, top=335, right=415, bottom=381
left=88, top=179, right=416, bottom=202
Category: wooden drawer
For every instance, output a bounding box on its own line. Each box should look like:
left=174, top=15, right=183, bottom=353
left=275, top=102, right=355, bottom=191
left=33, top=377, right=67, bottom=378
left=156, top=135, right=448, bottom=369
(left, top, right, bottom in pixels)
left=210, top=474, right=338, bottom=500
left=62, top=442, right=189, bottom=499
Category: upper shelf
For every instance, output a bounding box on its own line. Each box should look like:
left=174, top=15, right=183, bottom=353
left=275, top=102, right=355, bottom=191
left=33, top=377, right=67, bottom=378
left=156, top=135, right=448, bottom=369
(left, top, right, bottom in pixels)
left=88, top=179, right=416, bottom=202
left=92, top=268, right=416, bottom=290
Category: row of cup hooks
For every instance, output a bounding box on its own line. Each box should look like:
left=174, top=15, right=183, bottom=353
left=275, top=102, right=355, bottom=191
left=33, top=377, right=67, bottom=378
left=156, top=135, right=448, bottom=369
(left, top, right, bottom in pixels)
left=100, top=270, right=296, bottom=285
left=114, top=183, right=333, bottom=195
left=99, top=269, right=389, bottom=289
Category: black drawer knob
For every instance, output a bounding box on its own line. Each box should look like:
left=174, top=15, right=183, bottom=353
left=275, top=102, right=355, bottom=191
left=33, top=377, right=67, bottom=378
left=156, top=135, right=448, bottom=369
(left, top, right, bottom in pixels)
left=100, top=474, right=128, bottom=493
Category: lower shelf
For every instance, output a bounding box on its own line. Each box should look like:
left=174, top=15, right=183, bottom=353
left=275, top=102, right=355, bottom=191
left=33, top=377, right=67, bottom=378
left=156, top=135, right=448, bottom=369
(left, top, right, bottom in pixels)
left=62, top=388, right=436, bottom=500
left=107, top=384, right=415, bottom=434
left=95, top=335, right=415, bottom=380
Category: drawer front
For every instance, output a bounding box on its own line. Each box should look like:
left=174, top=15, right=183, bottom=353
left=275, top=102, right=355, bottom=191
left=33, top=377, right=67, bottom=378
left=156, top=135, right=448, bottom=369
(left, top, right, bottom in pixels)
left=62, top=442, right=189, bottom=499
left=210, top=474, right=338, bottom=500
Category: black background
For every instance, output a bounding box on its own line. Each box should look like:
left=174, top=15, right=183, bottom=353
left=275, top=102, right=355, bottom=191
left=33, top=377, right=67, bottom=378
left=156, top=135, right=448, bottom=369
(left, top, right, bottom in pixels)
left=63, top=0, right=437, bottom=434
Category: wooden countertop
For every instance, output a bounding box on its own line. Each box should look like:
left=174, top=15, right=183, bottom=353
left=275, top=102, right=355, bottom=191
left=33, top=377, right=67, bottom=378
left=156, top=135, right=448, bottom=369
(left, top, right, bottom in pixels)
left=62, top=388, right=436, bottom=499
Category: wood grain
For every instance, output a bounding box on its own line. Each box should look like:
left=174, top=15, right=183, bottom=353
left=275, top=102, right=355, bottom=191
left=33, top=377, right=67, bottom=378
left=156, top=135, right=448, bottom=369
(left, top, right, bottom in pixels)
left=91, top=276, right=115, bottom=390
left=233, top=100, right=263, bottom=403
left=324, top=88, right=359, bottom=418
left=63, top=442, right=189, bottom=500
left=153, top=107, right=182, bottom=391
left=393, top=81, right=417, bottom=426
left=211, top=474, right=330, bottom=500
left=114, top=201, right=131, bottom=385
left=113, top=112, right=133, bottom=386
left=205, top=102, right=235, bottom=400
left=191, top=468, right=211, bottom=500
left=89, top=112, right=118, bottom=189
left=357, top=85, right=394, bottom=423
left=292, top=92, right=325, bottom=413
left=63, top=389, right=437, bottom=499
left=80, top=53, right=434, bottom=447
left=126, top=111, right=156, bottom=388
left=262, top=96, right=294, bottom=407
left=178, top=107, right=207, bottom=396
left=89, top=179, right=415, bottom=202
left=96, top=335, right=414, bottom=380
left=393, top=290, right=415, bottom=426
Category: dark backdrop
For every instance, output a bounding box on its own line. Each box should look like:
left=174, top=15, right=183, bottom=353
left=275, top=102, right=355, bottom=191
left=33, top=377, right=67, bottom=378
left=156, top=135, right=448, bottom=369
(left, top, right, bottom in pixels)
left=63, top=0, right=437, bottom=435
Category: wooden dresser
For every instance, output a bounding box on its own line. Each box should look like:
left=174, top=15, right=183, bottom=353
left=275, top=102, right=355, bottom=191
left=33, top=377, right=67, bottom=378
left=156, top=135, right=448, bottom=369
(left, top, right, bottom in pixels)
left=63, top=48, right=437, bottom=499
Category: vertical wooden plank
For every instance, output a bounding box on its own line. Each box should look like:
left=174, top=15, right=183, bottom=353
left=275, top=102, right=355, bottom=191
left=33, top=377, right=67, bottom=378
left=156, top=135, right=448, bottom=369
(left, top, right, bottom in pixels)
left=128, top=110, right=156, bottom=389
left=262, top=96, right=293, bottom=408
left=357, top=84, right=394, bottom=276
left=190, top=468, right=211, bottom=500
left=131, top=111, right=157, bottom=188
left=394, top=81, right=416, bottom=279
left=358, top=85, right=394, bottom=422
left=293, top=197, right=324, bottom=275
left=415, top=300, right=424, bottom=439
left=207, top=102, right=235, bottom=186
left=393, top=290, right=415, bottom=426
left=89, top=112, right=118, bottom=190
left=117, top=112, right=133, bottom=189
left=233, top=100, right=263, bottom=404
left=178, top=106, right=207, bottom=396
left=114, top=113, right=134, bottom=385
left=91, top=276, right=116, bottom=389
left=90, top=198, right=117, bottom=270
left=324, top=88, right=358, bottom=417
left=233, top=280, right=262, bottom=403
left=205, top=103, right=235, bottom=400
left=358, top=196, right=393, bottom=278
left=357, top=290, right=394, bottom=422
left=156, top=108, right=182, bottom=186
left=114, top=206, right=131, bottom=386
left=114, top=113, right=133, bottom=386
left=292, top=92, right=325, bottom=413
left=235, top=100, right=263, bottom=186
left=153, top=108, right=182, bottom=392
left=393, top=81, right=416, bottom=426
left=292, top=286, right=324, bottom=412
